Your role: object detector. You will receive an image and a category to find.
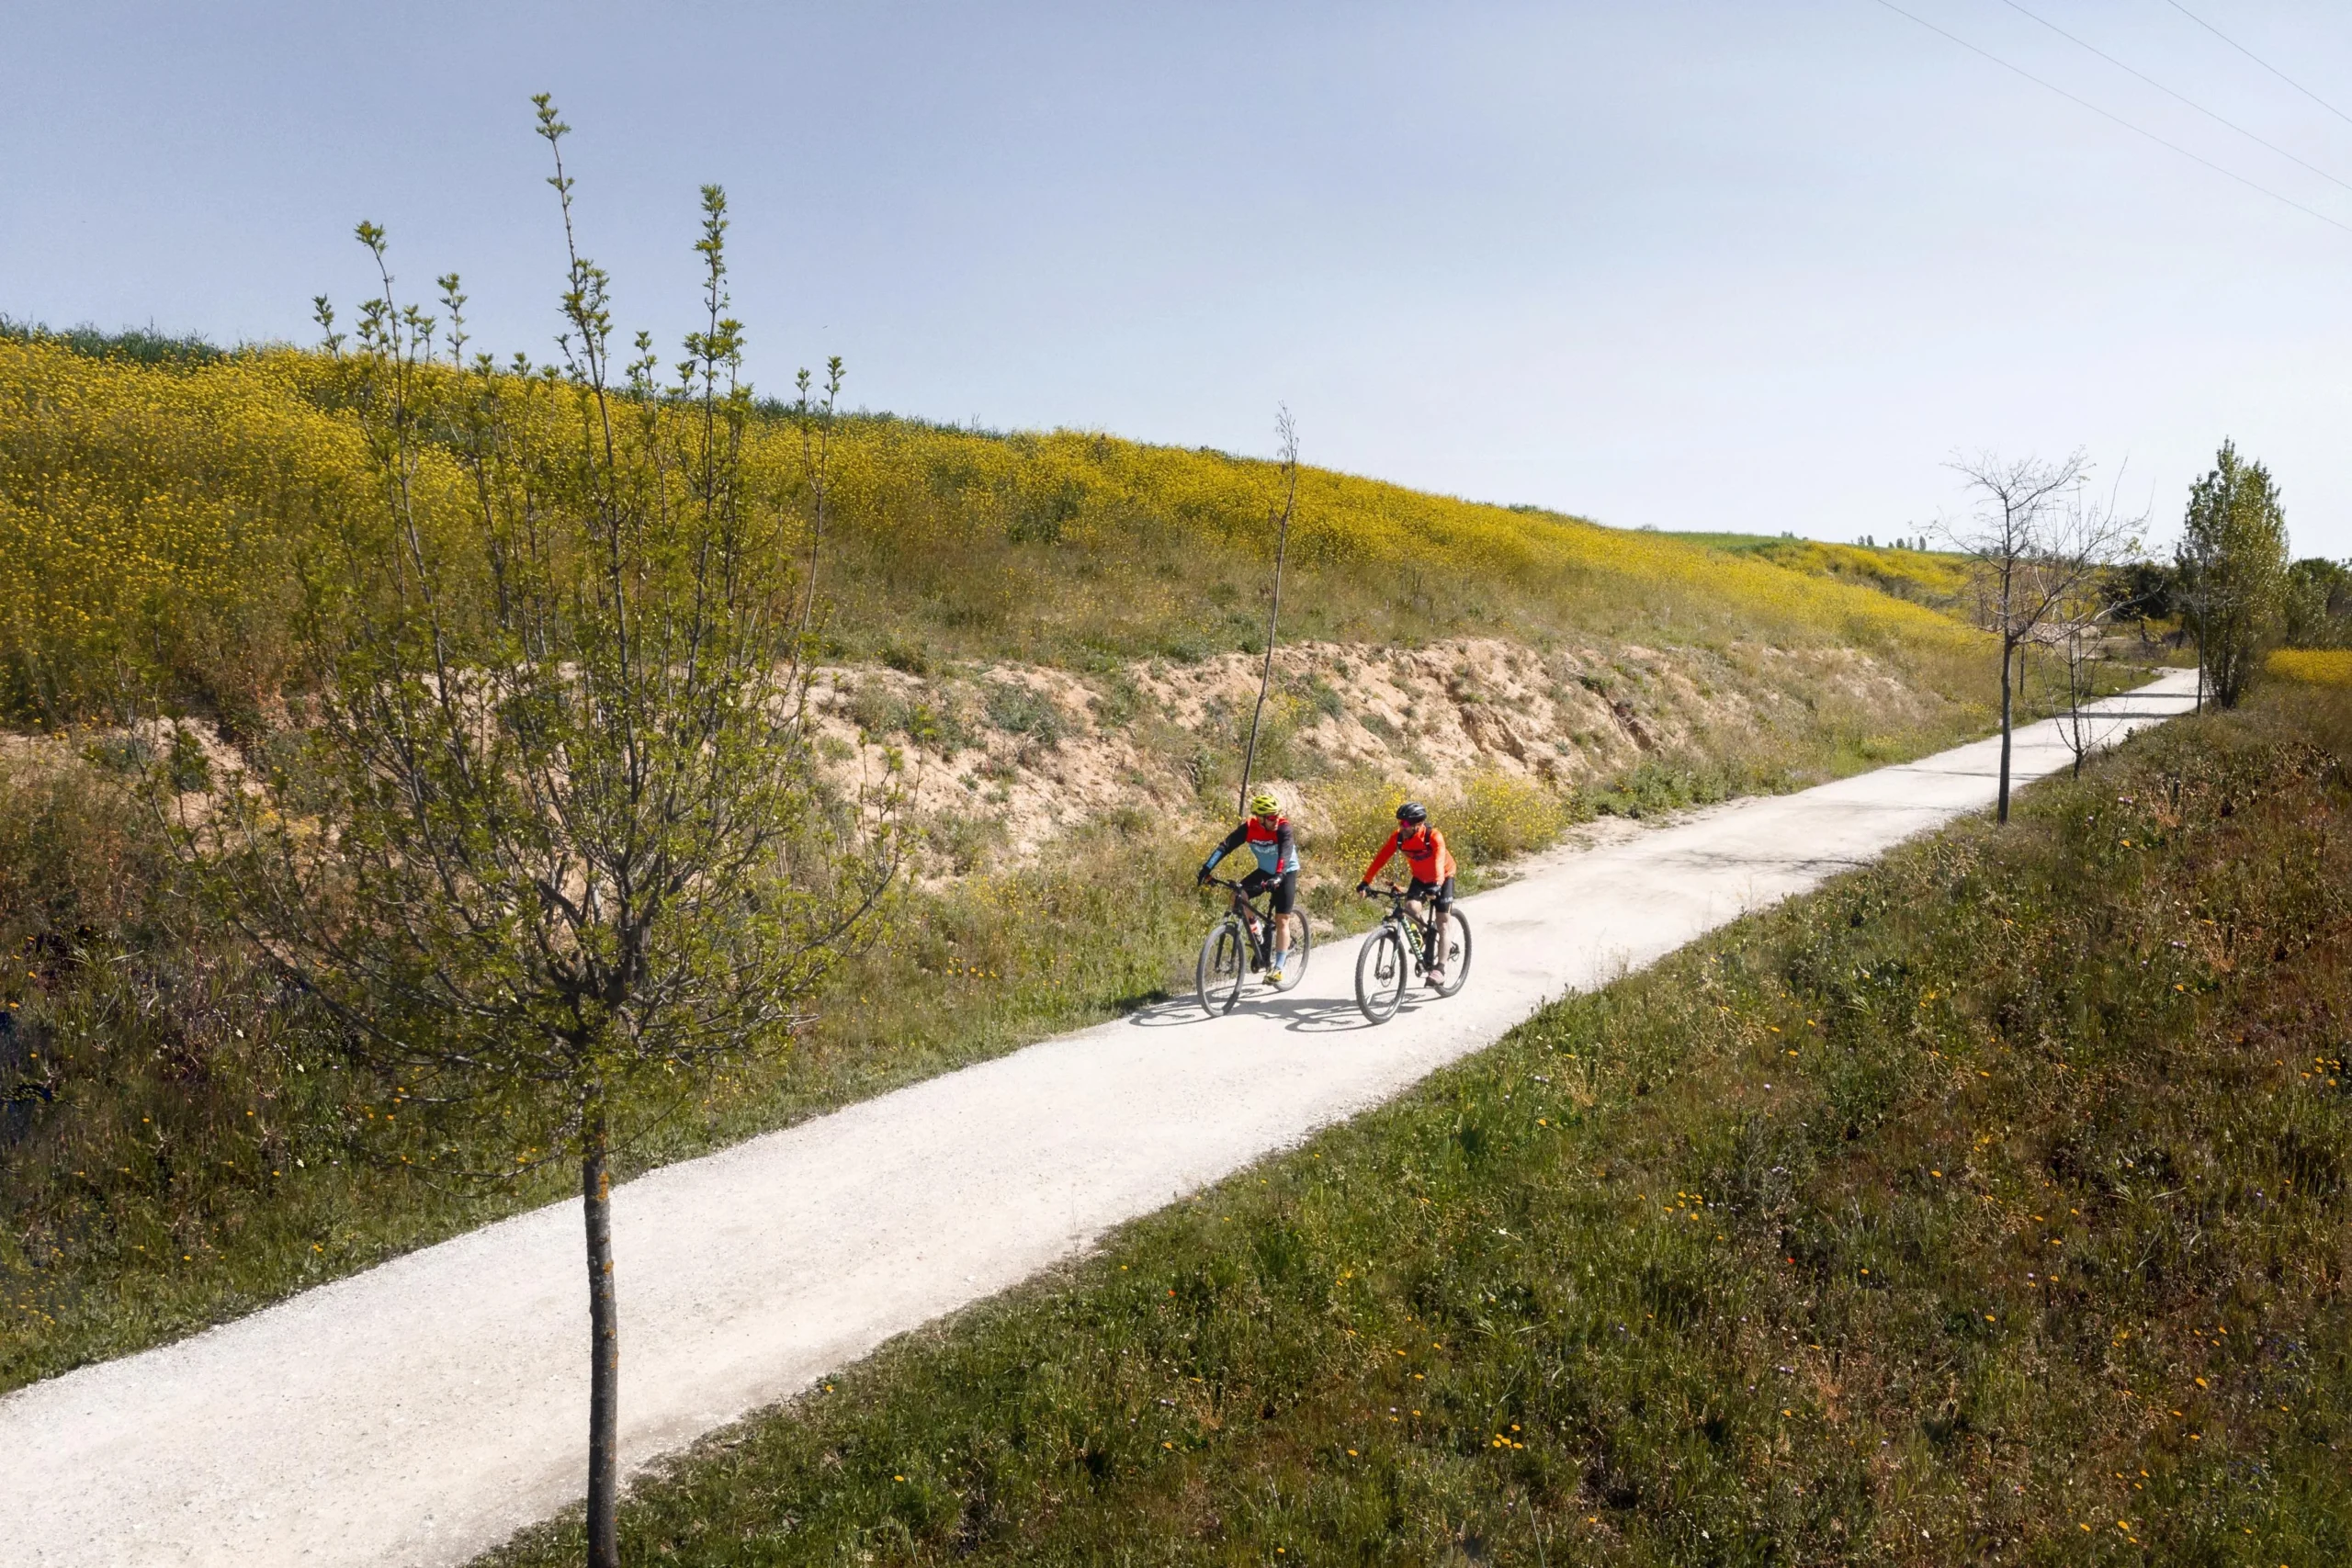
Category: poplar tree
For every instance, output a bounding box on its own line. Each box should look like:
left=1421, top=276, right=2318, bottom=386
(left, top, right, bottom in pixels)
left=2177, top=441, right=2289, bottom=709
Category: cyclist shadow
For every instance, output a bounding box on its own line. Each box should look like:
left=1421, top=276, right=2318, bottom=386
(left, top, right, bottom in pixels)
left=1125, top=988, right=1426, bottom=1035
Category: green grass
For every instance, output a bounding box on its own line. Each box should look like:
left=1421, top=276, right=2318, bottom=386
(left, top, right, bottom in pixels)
left=473, top=682, right=2352, bottom=1567
left=0, top=315, right=230, bottom=369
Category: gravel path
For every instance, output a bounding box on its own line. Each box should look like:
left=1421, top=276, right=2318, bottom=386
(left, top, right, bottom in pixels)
left=5, top=671, right=2200, bottom=1566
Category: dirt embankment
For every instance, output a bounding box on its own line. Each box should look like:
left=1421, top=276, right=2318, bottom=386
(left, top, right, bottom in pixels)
left=811, top=637, right=1957, bottom=865
left=2, top=637, right=1958, bottom=881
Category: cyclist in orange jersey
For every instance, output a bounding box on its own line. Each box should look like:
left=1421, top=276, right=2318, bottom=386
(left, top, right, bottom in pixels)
left=1356, top=800, right=1455, bottom=987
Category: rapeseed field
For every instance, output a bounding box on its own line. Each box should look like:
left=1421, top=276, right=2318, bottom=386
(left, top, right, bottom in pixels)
left=0, top=336, right=1983, bottom=726
left=2268, top=648, right=2352, bottom=686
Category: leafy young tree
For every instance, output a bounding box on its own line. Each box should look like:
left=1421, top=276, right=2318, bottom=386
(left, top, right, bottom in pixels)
left=2279, top=556, right=2352, bottom=649
left=2177, top=441, right=2289, bottom=709
left=2103, top=558, right=2179, bottom=637
left=167, top=100, right=898, bottom=1568
left=1943, top=451, right=2138, bottom=824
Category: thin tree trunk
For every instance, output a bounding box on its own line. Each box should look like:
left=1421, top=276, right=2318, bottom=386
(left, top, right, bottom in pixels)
left=582, top=1090, right=620, bottom=1568
left=1236, top=521, right=1292, bottom=818
left=1996, top=637, right=2015, bottom=825
left=1236, top=413, right=1299, bottom=818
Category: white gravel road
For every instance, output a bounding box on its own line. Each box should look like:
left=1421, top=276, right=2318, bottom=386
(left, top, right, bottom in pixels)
left=4, top=671, right=2201, bottom=1567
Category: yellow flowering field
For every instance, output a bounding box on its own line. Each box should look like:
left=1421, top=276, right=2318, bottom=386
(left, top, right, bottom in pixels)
left=0, top=337, right=1984, bottom=726
left=2267, top=648, right=2352, bottom=686
left=1675, top=531, right=1979, bottom=611
left=0, top=341, right=379, bottom=723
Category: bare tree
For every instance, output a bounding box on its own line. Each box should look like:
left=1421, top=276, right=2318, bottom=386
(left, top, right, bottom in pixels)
left=166, top=101, right=899, bottom=1568
left=2049, top=586, right=2119, bottom=778
left=1235, top=406, right=1300, bottom=815
left=1943, top=452, right=2139, bottom=822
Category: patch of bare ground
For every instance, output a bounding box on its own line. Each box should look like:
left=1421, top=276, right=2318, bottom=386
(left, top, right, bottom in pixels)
left=810, top=637, right=1959, bottom=868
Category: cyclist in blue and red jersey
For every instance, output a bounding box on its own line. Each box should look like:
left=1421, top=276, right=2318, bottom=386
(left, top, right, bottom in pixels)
left=1357, top=800, right=1456, bottom=986
left=1198, top=791, right=1302, bottom=984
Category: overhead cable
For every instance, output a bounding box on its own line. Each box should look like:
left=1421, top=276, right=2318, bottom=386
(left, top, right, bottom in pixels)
left=2164, top=0, right=2352, bottom=130
left=1867, top=0, right=2352, bottom=236
left=1998, top=0, right=2352, bottom=197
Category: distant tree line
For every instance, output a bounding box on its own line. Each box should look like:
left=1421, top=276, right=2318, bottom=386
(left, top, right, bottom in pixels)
left=2098, top=548, right=2347, bottom=652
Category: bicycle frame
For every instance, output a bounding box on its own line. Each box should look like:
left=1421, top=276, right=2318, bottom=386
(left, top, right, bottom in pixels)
left=1204, top=876, right=1287, bottom=966
left=1364, top=885, right=1438, bottom=970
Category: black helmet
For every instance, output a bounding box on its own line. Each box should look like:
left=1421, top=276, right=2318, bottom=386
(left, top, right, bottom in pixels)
left=1396, top=801, right=1428, bottom=824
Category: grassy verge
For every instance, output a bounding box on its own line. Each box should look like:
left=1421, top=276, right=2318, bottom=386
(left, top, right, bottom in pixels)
left=480, top=682, right=2352, bottom=1566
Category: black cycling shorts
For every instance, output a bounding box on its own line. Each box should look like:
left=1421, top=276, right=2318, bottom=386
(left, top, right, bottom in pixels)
left=1408, top=875, right=1455, bottom=908
left=1242, top=867, right=1299, bottom=916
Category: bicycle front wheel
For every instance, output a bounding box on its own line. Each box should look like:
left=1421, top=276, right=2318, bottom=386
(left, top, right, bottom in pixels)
left=1355, top=924, right=1408, bottom=1023
left=1431, top=908, right=1473, bottom=998
left=1197, top=918, right=1249, bottom=1016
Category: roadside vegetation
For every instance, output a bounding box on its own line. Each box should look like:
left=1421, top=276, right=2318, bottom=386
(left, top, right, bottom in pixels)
left=478, top=679, right=2352, bottom=1567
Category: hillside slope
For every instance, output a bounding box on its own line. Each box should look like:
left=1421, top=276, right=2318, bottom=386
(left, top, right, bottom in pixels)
left=0, top=335, right=1983, bottom=728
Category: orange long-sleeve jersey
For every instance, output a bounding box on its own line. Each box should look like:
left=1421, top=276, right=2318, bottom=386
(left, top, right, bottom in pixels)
left=1361, top=824, right=1453, bottom=886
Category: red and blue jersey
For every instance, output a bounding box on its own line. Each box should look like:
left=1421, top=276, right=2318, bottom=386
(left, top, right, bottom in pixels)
left=1204, top=816, right=1299, bottom=877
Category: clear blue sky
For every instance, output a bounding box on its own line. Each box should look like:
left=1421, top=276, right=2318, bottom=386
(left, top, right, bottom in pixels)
left=7, top=2, right=2348, bottom=555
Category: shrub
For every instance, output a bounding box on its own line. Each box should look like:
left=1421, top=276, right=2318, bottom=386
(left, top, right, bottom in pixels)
left=1450, top=771, right=1573, bottom=863
left=982, top=681, right=1066, bottom=748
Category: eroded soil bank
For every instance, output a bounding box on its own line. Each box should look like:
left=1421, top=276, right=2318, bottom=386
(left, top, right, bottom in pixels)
left=810, top=636, right=1968, bottom=868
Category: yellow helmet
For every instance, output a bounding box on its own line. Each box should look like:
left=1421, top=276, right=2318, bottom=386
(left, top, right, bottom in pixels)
left=1250, top=791, right=1281, bottom=817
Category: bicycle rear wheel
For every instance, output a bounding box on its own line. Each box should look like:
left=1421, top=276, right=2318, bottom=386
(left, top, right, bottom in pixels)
left=1197, top=918, right=1249, bottom=1016
left=1267, top=911, right=1313, bottom=990
left=1431, top=908, right=1472, bottom=998
left=1354, top=924, right=1408, bottom=1022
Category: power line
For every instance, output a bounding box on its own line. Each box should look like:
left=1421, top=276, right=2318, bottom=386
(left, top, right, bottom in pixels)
left=1867, top=0, right=2352, bottom=236
left=2164, top=0, right=2352, bottom=130
left=1998, top=0, right=2352, bottom=197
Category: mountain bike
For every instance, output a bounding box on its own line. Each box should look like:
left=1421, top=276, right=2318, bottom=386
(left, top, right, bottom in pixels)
left=1354, top=884, right=1472, bottom=1023
left=1195, top=876, right=1313, bottom=1016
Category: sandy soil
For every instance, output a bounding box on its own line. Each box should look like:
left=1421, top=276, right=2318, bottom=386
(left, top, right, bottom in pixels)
left=808, top=636, right=1951, bottom=862
left=0, top=671, right=2199, bottom=1568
